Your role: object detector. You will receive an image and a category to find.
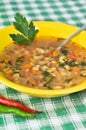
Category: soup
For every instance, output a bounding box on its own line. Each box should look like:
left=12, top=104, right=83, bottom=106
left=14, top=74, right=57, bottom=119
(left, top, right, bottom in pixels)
left=0, top=38, right=86, bottom=89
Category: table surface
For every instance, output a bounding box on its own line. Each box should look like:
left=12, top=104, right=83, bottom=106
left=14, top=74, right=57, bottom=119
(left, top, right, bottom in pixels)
left=0, top=0, right=86, bottom=130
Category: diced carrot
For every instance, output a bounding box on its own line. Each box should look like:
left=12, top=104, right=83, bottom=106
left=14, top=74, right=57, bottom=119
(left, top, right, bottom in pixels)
left=20, top=71, right=25, bottom=77
left=32, top=69, right=38, bottom=74
left=29, top=58, right=36, bottom=63
left=19, top=45, right=25, bottom=49
left=44, top=51, right=52, bottom=57
left=74, top=49, right=80, bottom=57
left=52, top=50, right=59, bottom=57
left=5, top=69, right=13, bottom=74
left=0, top=63, right=6, bottom=67
left=4, top=54, right=10, bottom=59
left=18, top=53, right=23, bottom=58
left=35, top=80, right=39, bottom=86
left=21, top=64, right=32, bottom=69
left=51, top=61, right=58, bottom=67
left=26, top=84, right=33, bottom=88
left=4, top=55, right=10, bottom=63
left=29, top=47, right=36, bottom=54
left=29, top=51, right=33, bottom=55
left=24, top=56, right=30, bottom=61
left=66, top=54, right=77, bottom=61
left=4, top=59, right=8, bottom=63
left=72, top=67, right=80, bottom=73
left=8, top=76, right=13, bottom=81
left=29, top=68, right=33, bottom=74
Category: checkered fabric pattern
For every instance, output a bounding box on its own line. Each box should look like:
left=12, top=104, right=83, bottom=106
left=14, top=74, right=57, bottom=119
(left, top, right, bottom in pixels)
left=0, top=0, right=86, bottom=130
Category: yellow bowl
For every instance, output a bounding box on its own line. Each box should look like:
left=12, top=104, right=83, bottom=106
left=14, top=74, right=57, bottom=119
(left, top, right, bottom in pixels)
left=0, top=21, right=86, bottom=98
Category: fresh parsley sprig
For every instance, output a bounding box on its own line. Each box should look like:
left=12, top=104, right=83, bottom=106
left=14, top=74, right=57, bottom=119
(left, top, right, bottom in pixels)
left=9, top=13, right=39, bottom=45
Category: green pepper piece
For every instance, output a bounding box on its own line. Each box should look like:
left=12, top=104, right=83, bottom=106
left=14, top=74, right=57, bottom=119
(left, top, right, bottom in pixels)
left=0, top=104, right=35, bottom=118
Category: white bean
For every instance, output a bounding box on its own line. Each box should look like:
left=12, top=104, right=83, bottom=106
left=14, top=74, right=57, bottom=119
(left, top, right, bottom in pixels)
left=41, top=65, right=47, bottom=71
left=53, top=86, right=62, bottom=89
left=59, top=56, right=66, bottom=63
left=36, top=48, right=45, bottom=54
left=47, top=67, right=56, bottom=72
left=64, top=65, right=70, bottom=70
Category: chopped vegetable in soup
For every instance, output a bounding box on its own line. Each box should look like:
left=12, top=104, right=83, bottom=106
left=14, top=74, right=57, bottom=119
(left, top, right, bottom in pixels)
left=0, top=38, right=86, bottom=89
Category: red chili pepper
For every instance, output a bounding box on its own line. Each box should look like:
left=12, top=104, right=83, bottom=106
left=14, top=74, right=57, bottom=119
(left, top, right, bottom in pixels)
left=0, top=96, right=42, bottom=114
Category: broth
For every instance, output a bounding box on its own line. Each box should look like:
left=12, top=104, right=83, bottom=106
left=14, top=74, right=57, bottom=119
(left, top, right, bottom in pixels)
left=0, top=38, right=86, bottom=89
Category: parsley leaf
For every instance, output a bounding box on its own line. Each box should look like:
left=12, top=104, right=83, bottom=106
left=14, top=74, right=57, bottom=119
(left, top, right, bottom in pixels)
left=10, top=13, right=39, bottom=45
left=42, top=71, right=51, bottom=77
left=80, top=62, right=86, bottom=66
left=42, top=71, right=54, bottom=89
left=65, top=78, right=73, bottom=83
left=61, top=49, right=69, bottom=55
left=13, top=13, right=28, bottom=37
left=9, top=34, right=29, bottom=45
left=28, top=21, right=39, bottom=40
left=67, top=61, right=78, bottom=67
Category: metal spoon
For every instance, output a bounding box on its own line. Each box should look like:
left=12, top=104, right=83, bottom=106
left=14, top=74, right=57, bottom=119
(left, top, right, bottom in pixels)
left=57, top=24, right=86, bottom=50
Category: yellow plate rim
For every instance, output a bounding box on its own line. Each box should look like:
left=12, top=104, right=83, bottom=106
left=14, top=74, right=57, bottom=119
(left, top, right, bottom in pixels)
left=0, top=21, right=86, bottom=98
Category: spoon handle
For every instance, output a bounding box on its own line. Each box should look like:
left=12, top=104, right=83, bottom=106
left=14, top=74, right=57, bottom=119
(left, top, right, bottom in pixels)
left=57, top=24, right=86, bottom=50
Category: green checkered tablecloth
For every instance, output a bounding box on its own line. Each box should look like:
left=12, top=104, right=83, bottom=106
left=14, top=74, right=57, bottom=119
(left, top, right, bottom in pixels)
left=0, top=0, right=86, bottom=130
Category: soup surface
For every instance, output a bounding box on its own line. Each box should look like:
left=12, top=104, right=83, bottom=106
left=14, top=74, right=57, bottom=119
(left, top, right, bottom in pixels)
left=0, top=38, right=86, bottom=89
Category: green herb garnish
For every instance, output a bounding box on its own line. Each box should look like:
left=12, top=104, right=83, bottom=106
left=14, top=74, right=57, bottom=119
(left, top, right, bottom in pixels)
left=14, top=65, right=20, bottom=73
left=65, top=78, right=73, bottom=83
left=59, top=61, right=78, bottom=67
left=10, top=13, right=39, bottom=45
left=42, top=71, right=51, bottom=77
left=67, top=61, right=78, bottom=67
left=61, top=49, right=69, bottom=55
left=80, top=61, right=86, bottom=66
left=42, top=71, right=54, bottom=89
left=59, top=63, right=65, bottom=67
left=16, top=57, right=24, bottom=62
